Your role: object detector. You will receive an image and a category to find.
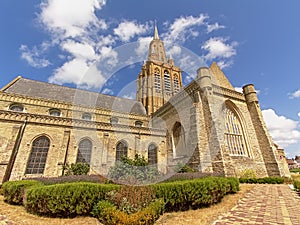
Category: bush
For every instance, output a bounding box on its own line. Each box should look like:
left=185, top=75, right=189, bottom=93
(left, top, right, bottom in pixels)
left=290, top=168, right=300, bottom=173
left=92, top=199, right=164, bottom=225
left=294, top=180, right=300, bottom=192
left=108, top=154, right=160, bottom=184
left=24, top=174, right=110, bottom=185
left=152, top=177, right=239, bottom=212
left=62, top=163, right=90, bottom=176
left=163, top=172, right=222, bottom=183
left=25, top=182, right=119, bottom=217
left=106, top=185, right=154, bottom=214
left=238, top=169, right=257, bottom=179
left=239, top=177, right=284, bottom=184
left=2, top=180, right=43, bottom=205
left=174, top=163, right=196, bottom=173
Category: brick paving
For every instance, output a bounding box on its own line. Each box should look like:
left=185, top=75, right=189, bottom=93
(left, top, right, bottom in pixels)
left=214, top=184, right=300, bottom=225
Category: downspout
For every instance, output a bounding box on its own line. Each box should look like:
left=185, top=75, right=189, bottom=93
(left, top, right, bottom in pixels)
left=2, top=117, right=27, bottom=183
left=62, top=131, right=71, bottom=175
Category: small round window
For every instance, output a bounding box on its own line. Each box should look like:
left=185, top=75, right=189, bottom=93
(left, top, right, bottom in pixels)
left=110, top=117, right=119, bottom=124
left=9, top=104, right=24, bottom=112
left=49, top=109, right=61, bottom=117
left=82, top=113, right=92, bottom=121
left=135, top=120, right=143, bottom=127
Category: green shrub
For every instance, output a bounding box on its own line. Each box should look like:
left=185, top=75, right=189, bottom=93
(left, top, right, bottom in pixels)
left=106, top=185, right=154, bottom=214
left=92, top=199, right=164, bottom=225
left=2, top=180, right=43, bottom=205
left=62, top=163, right=90, bottom=176
left=174, top=163, right=196, bottom=173
left=290, top=168, right=300, bottom=173
left=239, top=177, right=284, bottom=184
left=152, top=177, right=239, bottom=212
left=294, top=180, right=300, bottom=191
left=25, top=182, right=119, bottom=217
left=108, top=154, right=160, bottom=184
left=238, top=169, right=257, bottom=179
left=24, top=174, right=110, bottom=185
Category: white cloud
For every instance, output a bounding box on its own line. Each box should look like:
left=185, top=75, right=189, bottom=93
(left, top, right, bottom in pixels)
left=262, top=109, right=300, bottom=148
left=20, top=44, right=51, bottom=68
left=39, top=0, right=106, bottom=38
left=202, top=37, right=237, bottom=60
left=122, top=92, right=136, bottom=100
left=298, top=112, right=300, bottom=117
left=207, top=22, right=225, bottom=33
left=48, top=58, right=105, bottom=89
left=114, top=21, right=149, bottom=42
left=99, top=46, right=118, bottom=67
left=289, top=89, right=300, bottom=99
left=101, top=88, right=114, bottom=95
left=235, top=87, right=243, bottom=93
left=234, top=86, right=261, bottom=94
left=61, top=39, right=97, bottom=60
left=216, top=60, right=234, bottom=69
left=135, top=36, right=152, bottom=57
left=163, top=14, right=208, bottom=42
left=167, top=45, right=182, bottom=57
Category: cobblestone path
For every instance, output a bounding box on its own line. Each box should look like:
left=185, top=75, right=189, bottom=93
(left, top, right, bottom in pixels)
left=214, top=184, right=300, bottom=225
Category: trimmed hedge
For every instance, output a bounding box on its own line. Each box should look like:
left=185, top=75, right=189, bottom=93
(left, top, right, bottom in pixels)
left=2, top=180, right=43, bottom=205
left=24, top=174, right=110, bottom=185
left=3, top=177, right=239, bottom=220
left=25, top=182, right=119, bottom=217
left=152, top=177, right=239, bottom=212
left=92, top=199, right=164, bottom=225
left=239, top=177, right=284, bottom=184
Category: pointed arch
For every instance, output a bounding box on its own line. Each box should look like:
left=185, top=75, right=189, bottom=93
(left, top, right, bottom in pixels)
left=76, top=138, right=92, bottom=164
left=116, top=140, right=128, bottom=161
left=173, top=74, right=180, bottom=94
left=154, top=68, right=161, bottom=90
left=25, top=135, right=50, bottom=174
left=164, top=70, right=171, bottom=94
left=223, top=101, right=250, bottom=157
left=148, top=143, right=158, bottom=165
left=172, top=122, right=186, bottom=157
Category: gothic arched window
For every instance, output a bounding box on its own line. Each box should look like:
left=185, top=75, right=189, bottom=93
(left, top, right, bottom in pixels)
left=76, top=139, right=92, bottom=164
left=172, top=122, right=185, bottom=157
left=173, top=74, right=180, bottom=94
left=164, top=70, right=171, bottom=94
left=224, top=107, right=248, bottom=156
left=25, top=136, right=50, bottom=174
left=116, top=140, right=128, bottom=161
left=148, top=143, right=158, bottom=165
left=154, top=68, right=161, bottom=90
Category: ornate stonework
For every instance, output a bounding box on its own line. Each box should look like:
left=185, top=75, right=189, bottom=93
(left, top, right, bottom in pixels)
left=0, top=26, right=290, bottom=183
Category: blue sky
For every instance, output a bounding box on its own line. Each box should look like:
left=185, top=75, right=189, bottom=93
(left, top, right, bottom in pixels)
left=0, top=0, right=300, bottom=157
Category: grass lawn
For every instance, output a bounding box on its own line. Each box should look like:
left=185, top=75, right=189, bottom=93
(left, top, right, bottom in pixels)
left=0, top=184, right=255, bottom=225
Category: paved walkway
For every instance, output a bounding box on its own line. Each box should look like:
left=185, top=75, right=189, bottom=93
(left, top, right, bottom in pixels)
left=214, top=184, right=300, bottom=225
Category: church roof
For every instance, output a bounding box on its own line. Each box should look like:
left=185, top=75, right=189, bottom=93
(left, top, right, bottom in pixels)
left=1, top=77, right=147, bottom=115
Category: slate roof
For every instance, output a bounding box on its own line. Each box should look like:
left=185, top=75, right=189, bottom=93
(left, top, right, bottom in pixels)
left=2, top=77, right=147, bottom=115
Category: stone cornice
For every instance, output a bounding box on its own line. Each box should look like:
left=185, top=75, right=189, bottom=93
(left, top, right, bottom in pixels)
left=151, top=80, right=246, bottom=117
left=0, top=110, right=165, bottom=136
left=212, top=84, right=246, bottom=102
left=0, top=92, right=149, bottom=121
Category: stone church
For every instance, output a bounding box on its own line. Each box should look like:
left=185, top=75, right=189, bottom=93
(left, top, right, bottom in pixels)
left=0, top=26, right=290, bottom=183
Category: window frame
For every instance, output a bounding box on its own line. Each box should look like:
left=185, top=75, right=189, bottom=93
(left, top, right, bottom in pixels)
left=25, top=136, right=50, bottom=175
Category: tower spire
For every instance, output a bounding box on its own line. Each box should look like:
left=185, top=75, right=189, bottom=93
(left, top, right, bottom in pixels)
left=154, top=21, right=159, bottom=40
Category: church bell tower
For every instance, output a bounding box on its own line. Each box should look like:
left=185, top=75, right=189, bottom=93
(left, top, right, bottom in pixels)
left=136, top=24, right=183, bottom=115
